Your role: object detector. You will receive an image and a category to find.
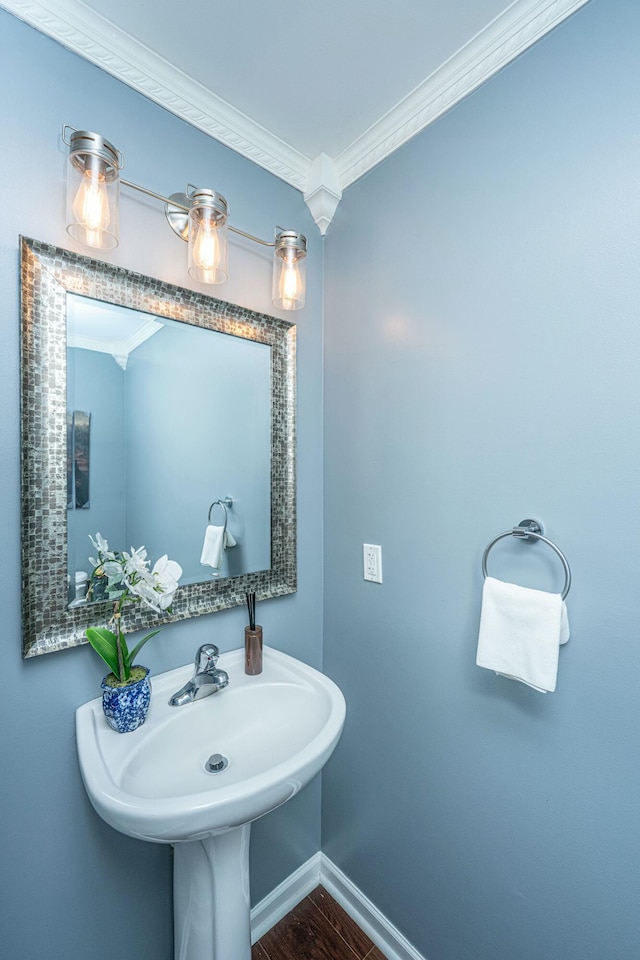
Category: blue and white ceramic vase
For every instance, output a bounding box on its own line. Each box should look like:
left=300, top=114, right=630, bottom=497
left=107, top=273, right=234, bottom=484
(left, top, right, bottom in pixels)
left=101, top=666, right=151, bottom=733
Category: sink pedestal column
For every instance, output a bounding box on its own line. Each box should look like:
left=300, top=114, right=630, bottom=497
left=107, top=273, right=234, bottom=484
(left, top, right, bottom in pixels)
left=173, top=823, right=252, bottom=960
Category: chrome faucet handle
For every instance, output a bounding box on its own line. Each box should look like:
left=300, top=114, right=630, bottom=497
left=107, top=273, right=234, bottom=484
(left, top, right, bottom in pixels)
left=169, top=643, right=227, bottom=707
left=194, top=643, right=220, bottom=674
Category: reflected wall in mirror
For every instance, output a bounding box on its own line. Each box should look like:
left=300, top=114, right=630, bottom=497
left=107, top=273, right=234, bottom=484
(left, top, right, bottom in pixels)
left=21, top=236, right=296, bottom=658
left=66, top=295, right=271, bottom=596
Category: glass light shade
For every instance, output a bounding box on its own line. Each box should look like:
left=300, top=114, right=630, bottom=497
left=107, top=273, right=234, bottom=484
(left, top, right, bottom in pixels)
left=272, top=231, right=307, bottom=311
left=188, top=189, right=228, bottom=284
left=66, top=130, right=120, bottom=250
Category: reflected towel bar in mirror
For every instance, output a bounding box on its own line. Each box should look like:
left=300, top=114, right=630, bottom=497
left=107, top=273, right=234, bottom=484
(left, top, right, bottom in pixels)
left=208, top=497, right=233, bottom=530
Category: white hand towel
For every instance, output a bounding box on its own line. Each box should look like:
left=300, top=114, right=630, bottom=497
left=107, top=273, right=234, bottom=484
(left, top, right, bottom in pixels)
left=476, top=576, right=570, bottom=693
left=200, top=525, right=237, bottom=569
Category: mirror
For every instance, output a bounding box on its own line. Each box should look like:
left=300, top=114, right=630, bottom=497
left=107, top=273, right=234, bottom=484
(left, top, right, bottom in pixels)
left=21, top=236, right=297, bottom=658
left=66, top=295, right=272, bottom=594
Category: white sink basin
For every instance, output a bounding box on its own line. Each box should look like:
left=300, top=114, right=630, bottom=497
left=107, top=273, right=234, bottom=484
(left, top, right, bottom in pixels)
left=77, top=645, right=346, bottom=960
left=76, top=645, right=346, bottom=844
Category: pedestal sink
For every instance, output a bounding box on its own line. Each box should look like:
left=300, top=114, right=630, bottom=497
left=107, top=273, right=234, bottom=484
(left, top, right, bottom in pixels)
left=76, top=646, right=346, bottom=960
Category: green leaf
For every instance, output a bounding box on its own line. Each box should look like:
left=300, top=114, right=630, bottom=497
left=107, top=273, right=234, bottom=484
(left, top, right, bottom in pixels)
left=128, top=629, right=162, bottom=667
left=85, top=627, right=121, bottom=678
left=116, top=633, right=128, bottom=683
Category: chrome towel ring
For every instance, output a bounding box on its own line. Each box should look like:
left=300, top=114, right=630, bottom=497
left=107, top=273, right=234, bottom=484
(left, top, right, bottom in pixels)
left=482, top=519, right=571, bottom=600
left=208, top=497, right=233, bottom=529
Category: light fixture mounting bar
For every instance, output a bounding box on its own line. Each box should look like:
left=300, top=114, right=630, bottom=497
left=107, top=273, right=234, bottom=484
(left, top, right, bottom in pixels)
left=121, top=177, right=275, bottom=247
left=121, top=177, right=187, bottom=210
left=228, top=225, right=275, bottom=248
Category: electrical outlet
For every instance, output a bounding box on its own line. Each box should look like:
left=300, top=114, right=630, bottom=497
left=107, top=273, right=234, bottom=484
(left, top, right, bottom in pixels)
left=363, top=544, right=382, bottom=583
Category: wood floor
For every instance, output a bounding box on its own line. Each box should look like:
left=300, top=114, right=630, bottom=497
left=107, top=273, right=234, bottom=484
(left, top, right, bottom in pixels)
left=252, top=885, right=387, bottom=960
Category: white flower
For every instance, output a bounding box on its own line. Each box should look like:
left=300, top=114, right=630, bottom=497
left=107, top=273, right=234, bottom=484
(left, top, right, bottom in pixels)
left=125, top=557, right=182, bottom=612
left=102, top=560, right=124, bottom=583
left=128, top=570, right=162, bottom=611
left=90, top=532, right=109, bottom=553
left=151, top=555, right=182, bottom=610
left=88, top=532, right=182, bottom=614
left=122, top=545, right=149, bottom=579
left=88, top=532, right=116, bottom=566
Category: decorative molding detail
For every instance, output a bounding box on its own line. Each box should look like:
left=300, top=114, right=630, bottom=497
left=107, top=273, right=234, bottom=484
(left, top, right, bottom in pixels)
left=67, top=315, right=163, bottom=370
left=249, top=852, right=427, bottom=960
left=2, top=0, right=590, bottom=228
left=304, top=153, right=343, bottom=235
left=0, top=0, right=310, bottom=190
left=335, top=0, right=591, bottom=188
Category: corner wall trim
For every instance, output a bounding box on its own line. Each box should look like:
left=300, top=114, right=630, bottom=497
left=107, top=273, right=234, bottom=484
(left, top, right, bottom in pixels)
left=250, top=852, right=427, bottom=960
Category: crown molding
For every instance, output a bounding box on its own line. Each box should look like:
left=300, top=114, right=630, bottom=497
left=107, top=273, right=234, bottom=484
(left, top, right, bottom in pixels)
left=304, top=154, right=342, bottom=236
left=1, top=0, right=310, bottom=190
left=67, top=310, right=163, bottom=369
left=2, top=0, right=590, bottom=232
left=335, top=0, right=591, bottom=189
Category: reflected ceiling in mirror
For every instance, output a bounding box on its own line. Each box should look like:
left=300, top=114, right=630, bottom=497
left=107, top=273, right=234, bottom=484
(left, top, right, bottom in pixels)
left=21, top=237, right=296, bottom=658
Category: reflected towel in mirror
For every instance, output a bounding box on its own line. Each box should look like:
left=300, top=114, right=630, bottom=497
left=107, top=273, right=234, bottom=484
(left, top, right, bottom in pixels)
left=200, top=525, right=237, bottom=569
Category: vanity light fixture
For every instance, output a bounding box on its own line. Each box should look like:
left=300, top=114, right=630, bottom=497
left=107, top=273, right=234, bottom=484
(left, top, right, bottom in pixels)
left=62, top=126, right=307, bottom=310
left=273, top=230, right=307, bottom=311
left=64, top=128, right=121, bottom=251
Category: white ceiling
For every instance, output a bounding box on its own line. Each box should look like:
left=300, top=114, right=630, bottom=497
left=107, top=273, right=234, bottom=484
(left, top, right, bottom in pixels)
left=4, top=0, right=589, bottom=230
left=78, top=0, right=513, bottom=161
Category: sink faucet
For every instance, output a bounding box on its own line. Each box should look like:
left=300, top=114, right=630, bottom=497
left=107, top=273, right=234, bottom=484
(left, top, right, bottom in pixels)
left=168, top=644, right=229, bottom=707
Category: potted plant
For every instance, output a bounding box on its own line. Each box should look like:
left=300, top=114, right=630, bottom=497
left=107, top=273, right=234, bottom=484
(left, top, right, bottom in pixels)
left=85, top=533, right=182, bottom=733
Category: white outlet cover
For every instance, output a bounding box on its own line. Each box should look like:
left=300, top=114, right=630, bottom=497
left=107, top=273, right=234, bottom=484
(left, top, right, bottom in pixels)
left=363, top=544, right=382, bottom=583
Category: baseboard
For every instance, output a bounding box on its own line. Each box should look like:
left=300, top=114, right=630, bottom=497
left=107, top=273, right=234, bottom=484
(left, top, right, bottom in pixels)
left=319, top=857, right=426, bottom=960
left=250, top=852, right=323, bottom=944
left=251, top=852, right=426, bottom=960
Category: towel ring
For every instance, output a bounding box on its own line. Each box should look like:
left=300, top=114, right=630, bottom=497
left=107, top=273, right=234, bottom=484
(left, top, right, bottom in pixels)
left=481, top=519, right=571, bottom=600
left=208, top=497, right=233, bottom=528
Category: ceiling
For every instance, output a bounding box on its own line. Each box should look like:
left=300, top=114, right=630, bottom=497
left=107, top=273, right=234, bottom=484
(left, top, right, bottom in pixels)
left=4, top=0, right=588, bottom=231
left=67, top=295, right=163, bottom=370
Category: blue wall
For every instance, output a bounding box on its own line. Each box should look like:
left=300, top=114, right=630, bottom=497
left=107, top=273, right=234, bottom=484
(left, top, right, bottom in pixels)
left=125, top=322, right=271, bottom=582
left=0, top=10, right=323, bottom=958
left=67, top=347, right=127, bottom=580
left=5, top=0, right=640, bottom=958
left=322, top=1, right=640, bottom=958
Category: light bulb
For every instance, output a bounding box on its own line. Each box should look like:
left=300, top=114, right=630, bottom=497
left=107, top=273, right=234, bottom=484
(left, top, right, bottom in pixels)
left=188, top=190, right=228, bottom=284
left=72, top=168, right=110, bottom=248
left=192, top=220, right=221, bottom=273
left=278, top=255, right=302, bottom=308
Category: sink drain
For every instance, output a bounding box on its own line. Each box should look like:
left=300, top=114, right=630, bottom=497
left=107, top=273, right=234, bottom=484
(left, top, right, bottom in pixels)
left=205, top=753, right=229, bottom=774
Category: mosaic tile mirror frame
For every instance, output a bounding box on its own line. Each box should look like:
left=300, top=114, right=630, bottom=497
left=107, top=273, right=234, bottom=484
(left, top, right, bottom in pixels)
left=20, top=236, right=297, bottom=658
